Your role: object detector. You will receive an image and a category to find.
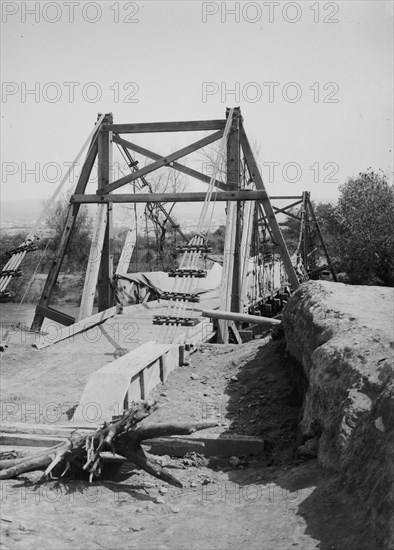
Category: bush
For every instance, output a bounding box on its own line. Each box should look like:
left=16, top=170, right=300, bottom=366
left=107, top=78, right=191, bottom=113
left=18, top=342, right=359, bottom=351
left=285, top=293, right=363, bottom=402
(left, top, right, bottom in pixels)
left=316, top=171, right=394, bottom=286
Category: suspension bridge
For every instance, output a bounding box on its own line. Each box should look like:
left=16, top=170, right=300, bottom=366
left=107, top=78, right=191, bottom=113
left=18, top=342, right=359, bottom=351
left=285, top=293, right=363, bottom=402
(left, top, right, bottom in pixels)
left=0, top=108, right=335, bottom=424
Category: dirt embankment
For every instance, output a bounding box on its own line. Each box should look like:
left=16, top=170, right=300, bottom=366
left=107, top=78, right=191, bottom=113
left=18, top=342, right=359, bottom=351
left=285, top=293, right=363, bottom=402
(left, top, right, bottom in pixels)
left=282, top=280, right=394, bottom=549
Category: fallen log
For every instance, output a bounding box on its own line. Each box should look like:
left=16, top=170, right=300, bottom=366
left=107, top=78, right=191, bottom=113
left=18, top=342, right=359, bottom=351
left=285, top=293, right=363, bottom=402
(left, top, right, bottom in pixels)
left=0, top=401, right=217, bottom=487
left=201, top=309, right=281, bottom=326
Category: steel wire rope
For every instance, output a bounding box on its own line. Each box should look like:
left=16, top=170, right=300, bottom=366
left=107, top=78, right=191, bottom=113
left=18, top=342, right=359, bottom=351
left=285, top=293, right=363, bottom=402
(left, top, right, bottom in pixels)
left=0, top=115, right=105, bottom=296
left=158, top=109, right=235, bottom=344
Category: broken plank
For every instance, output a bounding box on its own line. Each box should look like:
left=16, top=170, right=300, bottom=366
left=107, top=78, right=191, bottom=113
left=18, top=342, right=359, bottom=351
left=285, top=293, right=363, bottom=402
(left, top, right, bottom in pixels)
left=34, top=306, right=119, bottom=349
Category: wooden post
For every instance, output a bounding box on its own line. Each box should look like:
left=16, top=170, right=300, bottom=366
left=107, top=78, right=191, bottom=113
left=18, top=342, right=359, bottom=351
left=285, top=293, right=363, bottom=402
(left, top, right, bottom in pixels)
left=239, top=122, right=300, bottom=290
left=78, top=114, right=113, bottom=320
left=226, top=107, right=242, bottom=314
left=97, top=115, right=114, bottom=312
left=98, top=202, right=114, bottom=311
left=217, top=201, right=237, bottom=344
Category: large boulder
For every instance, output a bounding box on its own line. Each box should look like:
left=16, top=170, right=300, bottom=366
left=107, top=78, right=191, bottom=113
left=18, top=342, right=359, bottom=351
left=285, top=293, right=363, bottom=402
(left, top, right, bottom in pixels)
left=282, top=281, right=394, bottom=549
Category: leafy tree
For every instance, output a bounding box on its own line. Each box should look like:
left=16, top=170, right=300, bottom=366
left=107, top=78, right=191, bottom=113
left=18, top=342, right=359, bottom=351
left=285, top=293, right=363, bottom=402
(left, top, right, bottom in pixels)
left=279, top=170, right=394, bottom=286
left=334, top=170, right=394, bottom=285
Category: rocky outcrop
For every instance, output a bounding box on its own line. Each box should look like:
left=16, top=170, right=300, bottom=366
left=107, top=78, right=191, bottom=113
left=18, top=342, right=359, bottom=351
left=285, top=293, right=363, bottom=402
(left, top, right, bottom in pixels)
left=282, top=281, right=394, bottom=549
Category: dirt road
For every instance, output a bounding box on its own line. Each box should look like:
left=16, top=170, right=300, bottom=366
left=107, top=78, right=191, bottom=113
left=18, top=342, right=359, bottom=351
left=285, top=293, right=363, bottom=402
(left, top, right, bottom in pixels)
left=1, top=337, right=377, bottom=549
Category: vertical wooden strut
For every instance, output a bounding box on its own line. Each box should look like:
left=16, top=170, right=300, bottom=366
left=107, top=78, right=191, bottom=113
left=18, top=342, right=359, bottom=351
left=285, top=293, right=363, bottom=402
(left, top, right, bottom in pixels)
left=306, top=192, right=337, bottom=281
left=218, top=107, right=242, bottom=344
left=240, top=193, right=256, bottom=312
left=217, top=201, right=237, bottom=344
left=78, top=114, right=113, bottom=319
left=227, top=107, right=242, bottom=314
left=98, top=117, right=114, bottom=312
left=239, top=122, right=300, bottom=291
left=31, top=134, right=99, bottom=331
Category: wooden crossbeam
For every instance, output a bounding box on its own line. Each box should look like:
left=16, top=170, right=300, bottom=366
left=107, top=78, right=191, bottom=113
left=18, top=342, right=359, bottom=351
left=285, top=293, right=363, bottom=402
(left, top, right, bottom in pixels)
left=274, top=209, right=301, bottom=221
left=103, top=120, right=226, bottom=133
left=98, top=130, right=224, bottom=194
left=273, top=199, right=303, bottom=215
left=113, top=134, right=226, bottom=189
left=71, top=190, right=267, bottom=204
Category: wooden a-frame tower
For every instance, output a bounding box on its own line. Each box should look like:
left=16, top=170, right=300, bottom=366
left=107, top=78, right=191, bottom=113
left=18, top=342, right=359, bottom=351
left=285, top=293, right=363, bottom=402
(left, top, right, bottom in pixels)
left=31, top=108, right=304, bottom=343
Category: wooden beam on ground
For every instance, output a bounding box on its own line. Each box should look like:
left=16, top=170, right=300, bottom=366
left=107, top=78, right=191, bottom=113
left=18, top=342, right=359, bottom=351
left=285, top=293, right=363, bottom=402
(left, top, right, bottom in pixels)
left=72, top=342, right=180, bottom=423
left=103, top=120, right=226, bottom=134
left=240, top=122, right=300, bottom=290
left=144, top=434, right=265, bottom=457
left=99, top=130, right=224, bottom=194
left=0, top=433, right=67, bottom=447
left=71, top=190, right=267, bottom=204
left=202, top=309, right=281, bottom=326
left=0, top=423, right=96, bottom=436
left=34, top=306, right=119, bottom=349
left=78, top=204, right=109, bottom=320
left=113, top=134, right=226, bottom=189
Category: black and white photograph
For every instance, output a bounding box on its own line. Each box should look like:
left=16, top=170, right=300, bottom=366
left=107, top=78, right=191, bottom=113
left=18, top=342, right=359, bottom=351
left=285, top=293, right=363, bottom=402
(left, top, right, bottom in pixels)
left=0, top=1, right=393, bottom=549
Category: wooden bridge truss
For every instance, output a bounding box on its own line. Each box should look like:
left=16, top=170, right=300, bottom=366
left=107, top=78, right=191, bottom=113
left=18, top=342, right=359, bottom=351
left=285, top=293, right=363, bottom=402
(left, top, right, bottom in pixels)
left=27, top=107, right=332, bottom=344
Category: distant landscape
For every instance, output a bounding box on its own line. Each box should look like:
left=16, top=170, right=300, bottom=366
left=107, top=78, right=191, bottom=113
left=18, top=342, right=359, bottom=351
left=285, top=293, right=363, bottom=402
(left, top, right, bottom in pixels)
left=0, top=198, right=227, bottom=232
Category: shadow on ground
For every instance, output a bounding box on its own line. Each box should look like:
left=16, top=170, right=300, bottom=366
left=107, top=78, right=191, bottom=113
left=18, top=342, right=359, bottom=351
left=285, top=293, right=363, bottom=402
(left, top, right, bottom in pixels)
left=208, top=336, right=377, bottom=550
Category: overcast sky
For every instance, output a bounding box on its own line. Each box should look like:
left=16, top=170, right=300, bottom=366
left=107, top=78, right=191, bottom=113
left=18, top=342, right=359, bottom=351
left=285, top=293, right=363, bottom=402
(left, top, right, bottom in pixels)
left=1, top=0, right=393, bottom=207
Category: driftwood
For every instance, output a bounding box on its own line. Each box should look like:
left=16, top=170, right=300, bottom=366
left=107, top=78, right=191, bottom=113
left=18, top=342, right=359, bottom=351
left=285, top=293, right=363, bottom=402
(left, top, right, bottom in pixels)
left=0, top=401, right=217, bottom=487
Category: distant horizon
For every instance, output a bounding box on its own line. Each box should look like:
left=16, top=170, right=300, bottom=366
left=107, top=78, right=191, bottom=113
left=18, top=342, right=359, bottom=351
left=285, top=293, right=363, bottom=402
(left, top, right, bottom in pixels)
left=0, top=195, right=337, bottom=227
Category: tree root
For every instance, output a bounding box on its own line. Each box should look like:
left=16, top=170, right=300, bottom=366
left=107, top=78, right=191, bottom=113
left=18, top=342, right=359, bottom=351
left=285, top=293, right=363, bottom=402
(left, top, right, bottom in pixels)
left=0, top=401, right=217, bottom=487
